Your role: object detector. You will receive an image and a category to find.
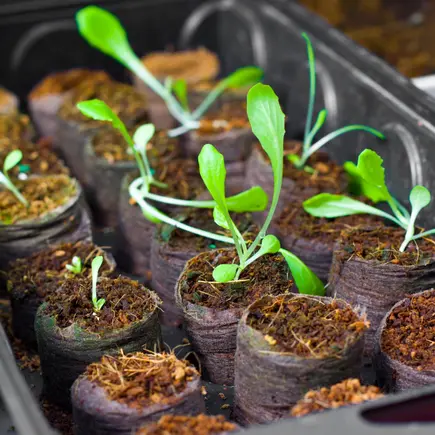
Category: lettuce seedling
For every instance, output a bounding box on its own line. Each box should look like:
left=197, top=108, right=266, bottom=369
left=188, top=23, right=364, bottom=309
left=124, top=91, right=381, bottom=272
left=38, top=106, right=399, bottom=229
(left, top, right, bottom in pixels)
left=66, top=256, right=82, bottom=275
left=0, top=150, right=28, bottom=207
left=303, top=148, right=433, bottom=252
left=91, top=255, right=105, bottom=311
left=76, top=6, right=263, bottom=137
left=288, top=33, right=385, bottom=171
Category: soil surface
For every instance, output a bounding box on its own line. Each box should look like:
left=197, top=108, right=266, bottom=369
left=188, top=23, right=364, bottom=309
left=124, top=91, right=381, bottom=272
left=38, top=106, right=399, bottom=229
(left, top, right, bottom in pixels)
left=0, top=174, right=77, bottom=224
left=92, top=127, right=179, bottom=164
left=337, top=227, right=435, bottom=266
left=290, top=378, right=383, bottom=417
left=29, top=69, right=110, bottom=99
left=142, top=48, right=219, bottom=83
left=85, top=351, right=198, bottom=409
left=0, top=113, right=32, bottom=145
left=0, top=137, right=68, bottom=178
left=58, top=81, right=148, bottom=128
left=43, top=277, right=158, bottom=333
left=0, top=88, right=16, bottom=110
left=247, top=295, right=368, bottom=357
left=381, top=291, right=435, bottom=370
left=159, top=208, right=257, bottom=252
left=276, top=200, right=383, bottom=244
left=42, top=400, right=73, bottom=435
left=197, top=101, right=249, bottom=135
left=136, top=414, right=237, bottom=434
left=180, top=250, right=293, bottom=310
left=8, top=242, right=113, bottom=300
left=257, top=140, right=347, bottom=194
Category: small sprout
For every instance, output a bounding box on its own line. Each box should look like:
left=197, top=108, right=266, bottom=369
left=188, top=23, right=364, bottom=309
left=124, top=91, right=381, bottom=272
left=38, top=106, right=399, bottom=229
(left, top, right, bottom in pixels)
left=288, top=32, right=384, bottom=170
left=66, top=256, right=82, bottom=275
left=0, top=150, right=28, bottom=207
left=91, top=255, right=105, bottom=311
left=303, top=148, right=434, bottom=252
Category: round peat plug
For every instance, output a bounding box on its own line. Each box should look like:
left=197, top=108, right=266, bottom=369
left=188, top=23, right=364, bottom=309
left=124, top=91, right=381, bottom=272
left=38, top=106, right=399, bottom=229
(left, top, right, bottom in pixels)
left=233, top=294, right=367, bottom=425
left=72, top=351, right=205, bottom=435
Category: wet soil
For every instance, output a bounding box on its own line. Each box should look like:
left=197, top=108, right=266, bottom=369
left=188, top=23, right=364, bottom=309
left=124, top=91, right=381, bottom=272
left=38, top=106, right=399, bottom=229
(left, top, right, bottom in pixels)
left=142, top=48, right=219, bottom=83
left=180, top=250, right=293, bottom=310
left=136, top=414, right=237, bottom=434
left=158, top=208, right=257, bottom=252
left=381, top=291, right=435, bottom=370
left=42, top=400, right=73, bottom=435
left=197, top=101, right=249, bottom=135
left=29, top=69, right=111, bottom=99
left=0, top=174, right=77, bottom=224
left=8, top=241, right=113, bottom=301
left=85, top=351, right=198, bottom=409
left=0, top=113, right=32, bottom=144
left=92, top=127, right=179, bottom=164
left=336, top=227, right=435, bottom=266
left=0, top=137, right=68, bottom=177
left=276, top=200, right=384, bottom=244
left=247, top=295, right=368, bottom=357
left=290, top=378, right=383, bottom=417
left=42, top=277, right=158, bottom=333
left=58, top=81, right=148, bottom=128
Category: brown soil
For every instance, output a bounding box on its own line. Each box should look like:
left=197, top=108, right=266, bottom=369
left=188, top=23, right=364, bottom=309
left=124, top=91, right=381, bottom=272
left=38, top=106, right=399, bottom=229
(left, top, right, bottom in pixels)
left=136, top=414, right=237, bottom=435
left=0, top=114, right=32, bottom=145
left=381, top=291, right=435, bottom=370
left=337, top=227, right=435, bottom=266
left=180, top=249, right=293, bottom=310
left=0, top=174, right=77, bottom=224
left=29, top=69, right=111, bottom=99
left=290, top=378, right=383, bottom=417
left=258, top=140, right=347, bottom=194
left=159, top=208, right=257, bottom=252
left=92, top=127, right=179, bottom=164
left=197, top=101, right=249, bottom=135
left=247, top=295, right=368, bottom=357
left=41, top=400, right=73, bottom=435
left=276, top=200, right=383, bottom=245
left=58, top=81, right=148, bottom=128
left=0, top=137, right=68, bottom=178
left=192, top=79, right=248, bottom=96
left=8, top=242, right=113, bottom=300
left=85, top=351, right=198, bottom=409
left=42, top=277, right=158, bottom=333
left=142, top=48, right=219, bottom=83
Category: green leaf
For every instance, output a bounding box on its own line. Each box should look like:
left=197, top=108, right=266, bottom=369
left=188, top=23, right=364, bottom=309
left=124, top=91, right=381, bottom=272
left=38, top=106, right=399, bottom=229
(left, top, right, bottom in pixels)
left=3, top=150, right=23, bottom=173
left=92, top=256, right=103, bottom=279
left=287, top=154, right=301, bottom=166
left=225, top=186, right=268, bottom=212
left=279, top=248, right=324, bottom=296
left=258, top=234, right=281, bottom=255
left=212, top=264, right=239, bottom=282
left=172, top=79, right=189, bottom=111
left=95, top=298, right=106, bottom=311
left=410, top=185, right=431, bottom=212
left=220, top=66, right=263, bottom=89
left=133, top=124, right=155, bottom=152
left=76, top=6, right=135, bottom=66
left=213, top=207, right=229, bottom=230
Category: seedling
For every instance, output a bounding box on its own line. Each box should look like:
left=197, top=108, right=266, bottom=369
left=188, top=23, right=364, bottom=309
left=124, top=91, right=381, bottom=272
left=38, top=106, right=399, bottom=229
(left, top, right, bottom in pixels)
left=288, top=33, right=384, bottom=171
left=66, top=256, right=82, bottom=275
left=0, top=150, right=28, bottom=207
left=135, top=83, right=325, bottom=295
left=91, top=255, right=105, bottom=311
left=77, top=99, right=269, bottom=225
left=303, top=148, right=434, bottom=252
left=76, top=6, right=263, bottom=137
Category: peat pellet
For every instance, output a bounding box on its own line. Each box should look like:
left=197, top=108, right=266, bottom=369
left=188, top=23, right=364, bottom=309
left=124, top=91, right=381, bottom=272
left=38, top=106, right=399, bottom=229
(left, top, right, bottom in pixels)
left=8, top=242, right=116, bottom=348
left=0, top=175, right=92, bottom=273
left=374, top=289, right=435, bottom=392
left=175, top=248, right=294, bottom=385
left=71, top=352, right=204, bottom=435
left=328, top=227, right=435, bottom=356
left=233, top=294, right=367, bottom=425
left=0, top=112, right=35, bottom=143
left=36, top=277, right=162, bottom=408
left=0, top=87, right=18, bottom=115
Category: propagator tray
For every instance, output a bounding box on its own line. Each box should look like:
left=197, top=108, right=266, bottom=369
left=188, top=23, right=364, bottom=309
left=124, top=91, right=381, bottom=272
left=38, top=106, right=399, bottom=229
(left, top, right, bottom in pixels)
left=1, top=0, right=435, bottom=433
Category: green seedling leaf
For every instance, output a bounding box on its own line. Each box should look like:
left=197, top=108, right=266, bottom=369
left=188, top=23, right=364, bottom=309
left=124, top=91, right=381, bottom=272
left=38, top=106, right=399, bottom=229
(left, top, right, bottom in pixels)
left=3, top=150, right=23, bottom=174
left=288, top=154, right=301, bottom=166
left=212, top=264, right=239, bottom=283
left=221, top=66, right=263, bottom=89
left=258, top=234, right=281, bottom=255
left=172, top=79, right=189, bottom=111
left=213, top=206, right=229, bottom=230
left=410, top=185, right=431, bottom=212
left=91, top=255, right=104, bottom=311
left=280, top=248, right=324, bottom=296
left=133, top=124, right=155, bottom=149
left=225, top=186, right=268, bottom=212
left=95, top=298, right=106, bottom=311
left=76, top=6, right=135, bottom=66
left=66, top=256, right=82, bottom=274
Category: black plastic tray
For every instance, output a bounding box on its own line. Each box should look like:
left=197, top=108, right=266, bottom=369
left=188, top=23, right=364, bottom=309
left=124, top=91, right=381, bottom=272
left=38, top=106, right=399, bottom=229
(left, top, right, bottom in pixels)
left=2, top=0, right=435, bottom=434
